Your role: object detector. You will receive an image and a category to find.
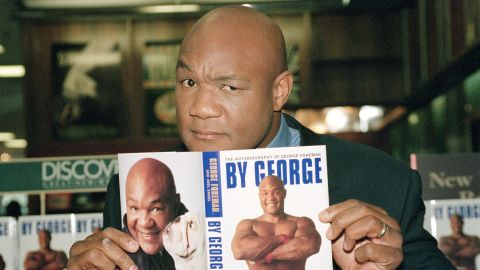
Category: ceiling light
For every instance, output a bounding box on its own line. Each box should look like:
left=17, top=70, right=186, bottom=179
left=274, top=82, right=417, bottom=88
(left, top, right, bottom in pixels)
left=22, top=0, right=165, bottom=9
left=0, top=133, right=15, bottom=141
left=137, top=4, right=200, bottom=13
left=0, top=65, right=26, bottom=78
left=1, top=153, right=12, bottom=162
left=408, top=113, right=419, bottom=125
left=325, top=107, right=350, bottom=133
left=4, top=139, right=28, bottom=149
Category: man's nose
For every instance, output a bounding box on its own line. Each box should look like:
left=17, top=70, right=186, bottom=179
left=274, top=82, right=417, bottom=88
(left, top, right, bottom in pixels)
left=189, top=86, right=222, bottom=119
left=138, top=212, right=153, bottom=227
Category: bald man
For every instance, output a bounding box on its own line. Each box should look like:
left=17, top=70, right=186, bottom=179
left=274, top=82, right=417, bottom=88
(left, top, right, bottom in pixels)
left=68, top=5, right=454, bottom=270
left=231, top=175, right=320, bottom=270
left=439, top=214, right=480, bottom=270
left=24, top=229, right=68, bottom=270
left=122, top=158, right=186, bottom=270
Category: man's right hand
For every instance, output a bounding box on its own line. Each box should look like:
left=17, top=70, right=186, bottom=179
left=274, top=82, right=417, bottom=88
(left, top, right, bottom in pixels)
left=67, top=227, right=139, bottom=270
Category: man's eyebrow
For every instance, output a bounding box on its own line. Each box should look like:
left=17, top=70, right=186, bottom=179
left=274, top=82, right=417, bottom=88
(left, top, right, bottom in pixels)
left=176, top=59, right=192, bottom=72
left=212, top=74, right=250, bottom=83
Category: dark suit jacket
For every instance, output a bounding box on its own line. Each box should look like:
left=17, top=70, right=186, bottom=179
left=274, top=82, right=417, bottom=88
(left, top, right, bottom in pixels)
left=104, top=113, right=454, bottom=269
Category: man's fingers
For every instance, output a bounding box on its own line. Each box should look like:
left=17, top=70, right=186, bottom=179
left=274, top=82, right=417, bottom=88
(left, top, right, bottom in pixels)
left=71, top=228, right=137, bottom=257
left=69, top=238, right=138, bottom=270
left=319, top=199, right=388, bottom=223
left=69, top=227, right=139, bottom=270
left=100, top=237, right=139, bottom=270
left=355, top=242, right=404, bottom=269
left=342, top=216, right=402, bottom=251
left=67, top=248, right=117, bottom=270
left=101, top=227, right=139, bottom=253
left=322, top=201, right=390, bottom=241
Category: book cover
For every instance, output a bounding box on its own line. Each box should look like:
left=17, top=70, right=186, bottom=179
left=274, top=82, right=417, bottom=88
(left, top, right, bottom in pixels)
left=0, top=217, right=17, bottom=270
left=412, top=152, right=480, bottom=269
left=424, top=198, right=480, bottom=270
left=18, top=213, right=103, bottom=269
left=118, top=145, right=332, bottom=270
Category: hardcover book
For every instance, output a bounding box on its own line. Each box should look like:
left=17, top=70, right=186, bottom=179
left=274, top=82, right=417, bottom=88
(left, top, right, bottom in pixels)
left=18, top=213, right=103, bottom=269
left=0, top=217, right=17, bottom=270
left=118, top=145, right=332, bottom=270
left=412, top=152, right=480, bottom=269
left=423, top=198, right=480, bottom=270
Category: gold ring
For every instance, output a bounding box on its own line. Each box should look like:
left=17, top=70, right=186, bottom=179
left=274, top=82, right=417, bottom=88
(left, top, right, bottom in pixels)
left=377, top=221, right=389, bottom=239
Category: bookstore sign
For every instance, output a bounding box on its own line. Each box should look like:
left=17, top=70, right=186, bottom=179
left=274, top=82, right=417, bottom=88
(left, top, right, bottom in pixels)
left=0, top=156, right=117, bottom=192
left=412, top=153, right=480, bottom=200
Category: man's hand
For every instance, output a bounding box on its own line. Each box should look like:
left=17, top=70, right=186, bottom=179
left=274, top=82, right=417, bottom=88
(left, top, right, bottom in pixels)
left=67, top=227, right=139, bottom=270
left=319, top=199, right=403, bottom=270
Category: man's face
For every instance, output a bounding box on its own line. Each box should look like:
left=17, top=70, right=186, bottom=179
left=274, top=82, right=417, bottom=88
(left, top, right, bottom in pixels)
left=38, top=230, right=50, bottom=249
left=126, top=174, right=176, bottom=255
left=259, top=177, right=286, bottom=215
left=175, top=21, right=282, bottom=152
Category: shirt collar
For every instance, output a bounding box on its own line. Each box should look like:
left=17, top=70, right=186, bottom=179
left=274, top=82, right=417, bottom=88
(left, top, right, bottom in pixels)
left=265, top=113, right=300, bottom=148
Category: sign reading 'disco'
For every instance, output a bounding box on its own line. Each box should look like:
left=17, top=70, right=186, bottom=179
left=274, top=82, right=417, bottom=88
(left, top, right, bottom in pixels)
left=0, top=156, right=118, bottom=192
left=414, top=153, right=480, bottom=200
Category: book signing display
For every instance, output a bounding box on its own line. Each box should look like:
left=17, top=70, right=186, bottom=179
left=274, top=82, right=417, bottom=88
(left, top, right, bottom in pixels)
left=1, top=146, right=331, bottom=270
left=0, top=156, right=114, bottom=270
left=1, top=149, right=479, bottom=269
left=412, top=153, right=480, bottom=270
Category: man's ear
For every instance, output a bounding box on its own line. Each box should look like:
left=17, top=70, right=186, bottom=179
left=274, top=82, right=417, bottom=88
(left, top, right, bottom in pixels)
left=272, top=71, right=293, bottom=111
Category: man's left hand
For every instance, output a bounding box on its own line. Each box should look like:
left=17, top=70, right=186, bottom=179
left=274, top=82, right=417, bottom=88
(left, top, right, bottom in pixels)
left=319, top=199, right=403, bottom=270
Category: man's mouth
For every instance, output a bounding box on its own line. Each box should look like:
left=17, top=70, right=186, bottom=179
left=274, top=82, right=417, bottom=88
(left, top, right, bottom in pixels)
left=266, top=202, right=278, bottom=207
left=191, top=129, right=224, bottom=140
left=138, top=231, right=160, bottom=241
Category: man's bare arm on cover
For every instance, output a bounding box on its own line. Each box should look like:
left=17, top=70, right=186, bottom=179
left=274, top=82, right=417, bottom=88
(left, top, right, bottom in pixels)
left=231, top=219, right=288, bottom=261
left=267, top=217, right=320, bottom=261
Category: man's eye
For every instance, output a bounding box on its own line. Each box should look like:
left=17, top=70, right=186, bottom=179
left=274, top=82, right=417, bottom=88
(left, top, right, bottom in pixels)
left=221, top=85, right=238, bottom=92
left=129, top=206, right=137, bottom=212
left=181, top=79, right=196, bottom=87
left=152, top=207, right=166, bottom=213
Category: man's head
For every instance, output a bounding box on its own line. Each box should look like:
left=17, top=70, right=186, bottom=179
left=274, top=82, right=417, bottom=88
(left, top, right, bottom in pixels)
left=450, top=214, right=464, bottom=235
left=175, top=5, right=293, bottom=151
left=38, top=229, right=51, bottom=250
left=125, top=158, right=180, bottom=255
left=258, top=175, right=287, bottom=216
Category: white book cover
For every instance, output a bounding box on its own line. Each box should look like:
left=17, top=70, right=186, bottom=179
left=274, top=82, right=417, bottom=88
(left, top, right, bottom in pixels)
left=0, top=217, right=18, bottom=270
left=424, top=198, right=480, bottom=269
left=18, top=213, right=102, bottom=269
left=118, top=145, right=332, bottom=270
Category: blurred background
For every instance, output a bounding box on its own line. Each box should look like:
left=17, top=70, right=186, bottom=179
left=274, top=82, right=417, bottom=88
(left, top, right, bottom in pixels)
left=0, top=0, right=479, bottom=214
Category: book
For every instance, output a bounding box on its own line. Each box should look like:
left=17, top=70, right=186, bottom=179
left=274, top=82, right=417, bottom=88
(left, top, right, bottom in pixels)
left=423, top=198, right=480, bottom=270
left=412, top=153, right=480, bottom=269
left=0, top=217, right=18, bottom=270
left=118, top=145, right=332, bottom=270
left=18, top=213, right=103, bottom=269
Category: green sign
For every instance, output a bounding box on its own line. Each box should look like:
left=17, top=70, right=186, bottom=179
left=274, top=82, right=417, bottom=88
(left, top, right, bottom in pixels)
left=0, top=156, right=117, bottom=192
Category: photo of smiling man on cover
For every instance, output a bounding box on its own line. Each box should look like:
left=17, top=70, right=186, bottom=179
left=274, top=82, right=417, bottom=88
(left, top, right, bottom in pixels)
left=123, top=157, right=187, bottom=270
left=231, top=175, right=321, bottom=270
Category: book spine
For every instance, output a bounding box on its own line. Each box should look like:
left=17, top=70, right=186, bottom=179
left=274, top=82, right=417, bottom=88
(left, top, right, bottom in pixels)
left=202, top=151, right=224, bottom=270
